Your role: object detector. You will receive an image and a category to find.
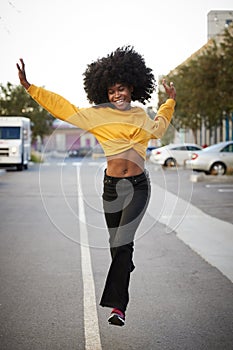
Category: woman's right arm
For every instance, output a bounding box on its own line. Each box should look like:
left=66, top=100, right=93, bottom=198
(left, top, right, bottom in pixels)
left=16, top=59, right=82, bottom=123
left=16, top=58, right=31, bottom=90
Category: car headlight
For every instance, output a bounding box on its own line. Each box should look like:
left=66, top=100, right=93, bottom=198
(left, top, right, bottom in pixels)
left=11, top=146, right=17, bottom=154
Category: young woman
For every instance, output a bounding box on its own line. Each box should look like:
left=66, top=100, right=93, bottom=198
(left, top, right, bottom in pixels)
left=17, top=46, right=176, bottom=327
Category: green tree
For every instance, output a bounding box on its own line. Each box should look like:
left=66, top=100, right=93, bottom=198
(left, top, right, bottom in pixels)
left=219, top=26, right=233, bottom=115
left=158, top=26, right=233, bottom=144
left=0, top=82, right=53, bottom=144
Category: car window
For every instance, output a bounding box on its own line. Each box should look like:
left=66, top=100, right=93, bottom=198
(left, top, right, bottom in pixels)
left=221, top=144, right=233, bottom=153
left=187, top=146, right=201, bottom=151
left=203, top=143, right=225, bottom=152
left=172, top=146, right=187, bottom=151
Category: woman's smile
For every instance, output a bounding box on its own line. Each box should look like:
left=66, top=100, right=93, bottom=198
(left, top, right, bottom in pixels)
left=107, top=83, right=133, bottom=110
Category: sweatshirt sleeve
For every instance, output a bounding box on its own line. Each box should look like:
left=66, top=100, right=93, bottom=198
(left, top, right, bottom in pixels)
left=150, top=99, right=176, bottom=139
left=156, top=98, right=176, bottom=123
left=27, top=84, right=92, bottom=130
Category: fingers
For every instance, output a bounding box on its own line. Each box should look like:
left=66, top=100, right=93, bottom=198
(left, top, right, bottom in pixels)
left=16, top=57, right=30, bottom=88
left=16, top=58, right=25, bottom=71
left=162, top=80, right=170, bottom=93
left=162, top=79, right=176, bottom=99
left=162, top=79, right=167, bottom=88
left=162, top=79, right=174, bottom=90
left=19, top=58, right=25, bottom=69
left=169, top=82, right=175, bottom=93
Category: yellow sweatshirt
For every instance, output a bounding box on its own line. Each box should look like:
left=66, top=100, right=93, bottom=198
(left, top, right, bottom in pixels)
left=27, top=85, right=175, bottom=159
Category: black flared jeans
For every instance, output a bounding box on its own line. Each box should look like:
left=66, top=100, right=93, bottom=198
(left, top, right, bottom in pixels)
left=100, top=170, right=151, bottom=312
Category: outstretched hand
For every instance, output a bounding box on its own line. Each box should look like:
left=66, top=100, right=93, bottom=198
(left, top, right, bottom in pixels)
left=162, top=79, right=176, bottom=100
left=16, top=58, right=30, bottom=89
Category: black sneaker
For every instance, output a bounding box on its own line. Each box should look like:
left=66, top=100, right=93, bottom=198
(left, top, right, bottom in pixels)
left=108, top=308, right=125, bottom=326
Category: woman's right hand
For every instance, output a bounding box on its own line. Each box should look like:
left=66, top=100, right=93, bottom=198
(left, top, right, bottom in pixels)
left=16, top=58, right=31, bottom=89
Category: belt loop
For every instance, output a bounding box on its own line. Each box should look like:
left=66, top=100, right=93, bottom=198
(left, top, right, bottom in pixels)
left=104, top=169, right=113, bottom=184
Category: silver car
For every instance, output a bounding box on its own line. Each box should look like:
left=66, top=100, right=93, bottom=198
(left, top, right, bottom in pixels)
left=186, top=141, right=233, bottom=175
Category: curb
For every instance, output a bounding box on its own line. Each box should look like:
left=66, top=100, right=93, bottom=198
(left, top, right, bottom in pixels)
left=190, top=172, right=233, bottom=183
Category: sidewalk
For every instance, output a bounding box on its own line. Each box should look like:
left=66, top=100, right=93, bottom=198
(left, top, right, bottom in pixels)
left=148, top=182, right=233, bottom=283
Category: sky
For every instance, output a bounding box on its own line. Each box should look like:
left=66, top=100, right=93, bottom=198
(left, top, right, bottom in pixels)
left=0, top=0, right=232, bottom=107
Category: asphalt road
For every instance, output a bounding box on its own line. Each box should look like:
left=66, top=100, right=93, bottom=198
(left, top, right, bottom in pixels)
left=147, top=162, right=233, bottom=225
left=0, top=158, right=233, bottom=350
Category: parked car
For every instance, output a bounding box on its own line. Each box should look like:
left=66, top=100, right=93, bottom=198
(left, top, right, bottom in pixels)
left=146, top=146, right=158, bottom=159
left=185, top=141, right=233, bottom=175
left=149, top=143, right=202, bottom=167
left=68, top=147, right=93, bottom=157
left=92, top=144, right=105, bottom=159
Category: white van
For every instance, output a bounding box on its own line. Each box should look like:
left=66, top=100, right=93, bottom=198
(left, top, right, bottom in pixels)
left=0, top=116, right=31, bottom=171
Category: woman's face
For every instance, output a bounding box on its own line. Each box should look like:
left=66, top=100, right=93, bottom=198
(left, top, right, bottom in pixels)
left=107, top=83, right=133, bottom=110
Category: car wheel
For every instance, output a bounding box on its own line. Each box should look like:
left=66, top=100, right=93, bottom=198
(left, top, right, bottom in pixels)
left=164, top=158, right=176, bottom=167
left=16, top=155, right=24, bottom=171
left=209, top=162, right=226, bottom=176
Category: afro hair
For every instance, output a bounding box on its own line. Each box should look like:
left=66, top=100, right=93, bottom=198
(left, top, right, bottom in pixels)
left=83, top=46, right=156, bottom=105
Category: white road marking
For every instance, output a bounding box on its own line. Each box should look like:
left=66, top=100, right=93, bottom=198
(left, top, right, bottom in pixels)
left=205, top=183, right=233, bottom=193
left=76, top=166, right=102, bottom=350
left=149, top=183, right=233, bottom=283
left=205, top=184, right=233, bottom=188
left=218, top=189, right=233, bottom=193
left=88, top=162, right=101, bottom=166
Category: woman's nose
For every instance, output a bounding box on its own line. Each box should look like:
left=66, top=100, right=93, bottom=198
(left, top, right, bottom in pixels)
left=114, top=90, right=120, bottom=98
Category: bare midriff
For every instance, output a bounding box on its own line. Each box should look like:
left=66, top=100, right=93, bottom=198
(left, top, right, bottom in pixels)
left=106, top=148, right=145, bottom=177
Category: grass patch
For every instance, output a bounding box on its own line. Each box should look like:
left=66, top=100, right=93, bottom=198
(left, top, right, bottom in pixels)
left=31, top=151, right=44, bottom=163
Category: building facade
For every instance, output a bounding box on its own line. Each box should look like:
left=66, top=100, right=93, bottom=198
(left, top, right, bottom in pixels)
left=43, top=119, right=98, bottom=153
left=208, top=10, right=233, bottom=40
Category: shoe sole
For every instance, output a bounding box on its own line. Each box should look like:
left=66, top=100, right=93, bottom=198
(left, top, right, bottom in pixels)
left=108, top=314, right=125, bottom=326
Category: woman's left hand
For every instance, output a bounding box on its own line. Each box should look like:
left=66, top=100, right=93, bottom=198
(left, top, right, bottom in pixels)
left=162, top=79, right=176, bottom=100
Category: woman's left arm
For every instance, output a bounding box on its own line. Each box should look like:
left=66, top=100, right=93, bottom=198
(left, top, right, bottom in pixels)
left=154, top=80, right=176, bottom=123
left=150, top=80, right=176, bottom=138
